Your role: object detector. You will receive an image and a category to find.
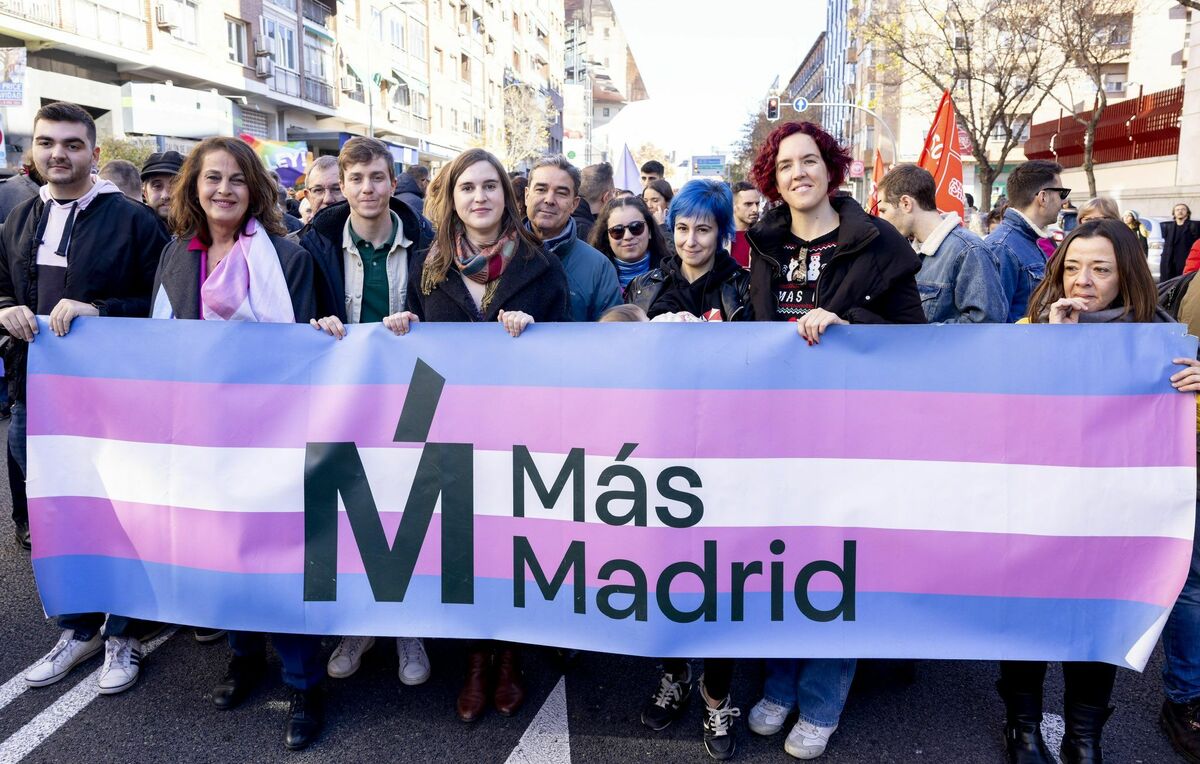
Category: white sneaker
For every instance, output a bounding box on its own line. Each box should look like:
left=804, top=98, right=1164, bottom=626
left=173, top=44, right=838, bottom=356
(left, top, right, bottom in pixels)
left=397, top=637, right=430, bottom=686
left=326, top=636, right=375, bottom=678
left=97, top=636, right=142, bottom=695
left=784, top=719, right=838, bottom=760
left=26, top=629, right=103, bottom=687
left=749, top=696, right=794, bottom=736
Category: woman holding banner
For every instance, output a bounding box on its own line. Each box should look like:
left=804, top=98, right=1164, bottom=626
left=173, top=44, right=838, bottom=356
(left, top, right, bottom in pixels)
left=742, top=121, right=924, bottom=761
left=631, top=179, right=749, bottom=762
left=1010, top=218, right=1199, bottom=764
left=404, top=147, right=569, bottom=722
left=149, top=136, right=324, bottom=751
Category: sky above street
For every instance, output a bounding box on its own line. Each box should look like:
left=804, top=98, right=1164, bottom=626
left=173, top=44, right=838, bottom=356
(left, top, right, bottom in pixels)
left=604, top=0, right=823, bottom=160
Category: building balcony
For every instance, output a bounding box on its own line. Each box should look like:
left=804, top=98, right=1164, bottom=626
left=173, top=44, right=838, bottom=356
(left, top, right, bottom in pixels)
left=1, top=0, right=148, bottom=53
left=302, top=0, right=333, bottom=28
left=303, top=76, right=334, bottom=107
left=270, top=68, right=301, bottom=98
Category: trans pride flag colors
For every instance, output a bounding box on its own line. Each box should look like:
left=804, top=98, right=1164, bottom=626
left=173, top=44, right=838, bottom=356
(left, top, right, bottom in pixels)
left=25, top=319, right=1197, bottom=669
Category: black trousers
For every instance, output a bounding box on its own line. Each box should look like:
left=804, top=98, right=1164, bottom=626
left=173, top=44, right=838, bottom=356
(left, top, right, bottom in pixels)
left=8, top=439, right=25, bottom=526
left=663, top=658, right=734, bottom=701
left=1000, top=660, right=1117, bottom=708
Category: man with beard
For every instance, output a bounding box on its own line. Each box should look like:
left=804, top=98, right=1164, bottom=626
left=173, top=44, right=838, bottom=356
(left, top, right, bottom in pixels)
left=730, top=181, right=762, bottom=268
left=140, top=150, right=183, bottom=225
left=0, top=101, right=167, bottom=695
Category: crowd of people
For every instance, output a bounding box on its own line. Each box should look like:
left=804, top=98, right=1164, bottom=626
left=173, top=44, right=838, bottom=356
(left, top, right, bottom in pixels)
left=2, top=100, right=1200, bottom=763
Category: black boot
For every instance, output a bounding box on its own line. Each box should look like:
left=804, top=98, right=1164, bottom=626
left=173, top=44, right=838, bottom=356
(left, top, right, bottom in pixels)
left=1161, top=699, right=1200, bottom=763
left=997, top=680, right=1054, bottom=764
left=284, top=687, right=324, bottom=750
left=1060, top=702, right=1114, bottom=764
left=211, top=654, right=265, bottom=709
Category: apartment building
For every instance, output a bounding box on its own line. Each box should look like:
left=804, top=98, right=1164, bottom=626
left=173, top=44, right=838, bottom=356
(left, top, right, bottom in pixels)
left=0, top=0, right=565, bottom=172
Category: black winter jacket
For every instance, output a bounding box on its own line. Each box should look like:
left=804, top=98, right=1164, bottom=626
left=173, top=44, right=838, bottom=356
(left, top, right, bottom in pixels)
left=150, top=234, right=315, bottom=322
left=0, top=191, right=169, bottom=401
left=298, top=197, right=428, bottom=322
left=746, top=194, right=925, bottom=324
left=625, top=250, right=752, bottom=320
left=1161, top=219, right=1200, bottom=283
left=405, top=239, right=570, bottom=323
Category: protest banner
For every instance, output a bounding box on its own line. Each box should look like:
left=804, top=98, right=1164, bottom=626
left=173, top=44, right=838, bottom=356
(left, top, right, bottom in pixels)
left=26, top=320, right=1196, bottom=668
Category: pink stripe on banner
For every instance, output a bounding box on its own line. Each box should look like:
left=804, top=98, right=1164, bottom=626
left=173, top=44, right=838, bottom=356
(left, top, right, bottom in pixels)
left=30, top=496, right=1190, bottom=606
left=27, top=375, right=1191, bottom=467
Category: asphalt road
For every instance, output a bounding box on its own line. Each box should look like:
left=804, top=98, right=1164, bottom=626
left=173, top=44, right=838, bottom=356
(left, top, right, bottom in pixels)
left=0, top=416, right=1188, bottom=763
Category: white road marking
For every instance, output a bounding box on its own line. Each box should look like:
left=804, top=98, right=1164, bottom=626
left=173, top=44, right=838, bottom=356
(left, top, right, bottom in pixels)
left=0, top=627, right=177, bottom=764
left=1041, top=712, right=1064, bottom=764
left=505, top=674, right=570, bottom=764
left=0, top=658, right=49, bottom=714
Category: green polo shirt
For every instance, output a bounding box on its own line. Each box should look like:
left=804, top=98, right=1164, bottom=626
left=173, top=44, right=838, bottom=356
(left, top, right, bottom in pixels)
left=348, top=211, right=399, bottom=323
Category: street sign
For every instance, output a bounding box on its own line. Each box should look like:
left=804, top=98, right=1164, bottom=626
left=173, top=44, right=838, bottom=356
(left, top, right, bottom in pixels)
left=793, top=97, right=809, bottom=112
left=691, top=155, right=726, bottom=177
left=849, top=160, right=865, bottom=178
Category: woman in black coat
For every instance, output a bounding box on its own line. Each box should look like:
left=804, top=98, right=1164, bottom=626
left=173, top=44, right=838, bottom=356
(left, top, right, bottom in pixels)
left=398, top=148, right=567, bottom=724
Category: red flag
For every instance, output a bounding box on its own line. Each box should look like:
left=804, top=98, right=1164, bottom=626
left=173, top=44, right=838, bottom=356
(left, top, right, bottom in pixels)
left=867, top=149, right=886, bottom=214
left=917, top=90, right=966, bottom=219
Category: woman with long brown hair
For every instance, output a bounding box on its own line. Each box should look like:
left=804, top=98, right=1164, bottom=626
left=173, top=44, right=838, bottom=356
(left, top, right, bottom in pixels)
left=149, top=136, right=322, bottom=751
left=1005, top=218, right=1187, bottom=764
left=403, top=148, right=568, bottom=722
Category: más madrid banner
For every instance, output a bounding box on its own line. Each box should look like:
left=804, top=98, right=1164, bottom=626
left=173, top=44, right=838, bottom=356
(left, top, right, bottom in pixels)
left=25, top=320, right=1197, bottom=669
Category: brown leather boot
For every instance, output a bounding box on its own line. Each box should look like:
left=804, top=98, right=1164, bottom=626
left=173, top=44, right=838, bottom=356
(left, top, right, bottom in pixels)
left=493, top=646, right=526, bottom=717
left=456, top=649, right=490, bottom=723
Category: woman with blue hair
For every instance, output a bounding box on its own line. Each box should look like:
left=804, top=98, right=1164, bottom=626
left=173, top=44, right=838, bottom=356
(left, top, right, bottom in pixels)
left=629, top=179, right=751, bottom=763
left=624, top=179, right=751, bottom=322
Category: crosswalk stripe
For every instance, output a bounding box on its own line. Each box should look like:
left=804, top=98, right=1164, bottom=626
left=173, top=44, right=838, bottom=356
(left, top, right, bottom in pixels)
left=0, top=627, right=176, bottom=764
left=505, top=674, right=571, bottom=764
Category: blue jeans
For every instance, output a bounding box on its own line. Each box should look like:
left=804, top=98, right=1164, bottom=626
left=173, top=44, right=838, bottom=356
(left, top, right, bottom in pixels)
left=762, top=658, right=857, bottom=727
left=9, top=399, right=25, bottom=477
left=228, top=632, right=325, bottom=690
left=1163, top=498, right=1200, bottom=703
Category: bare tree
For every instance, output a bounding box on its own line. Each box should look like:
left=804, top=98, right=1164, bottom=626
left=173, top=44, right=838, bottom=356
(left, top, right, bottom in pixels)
left=728, top=108, right=775, bottom=183
left=1041, top=0, right=1139, bottom=196
left=633, top=142, right=670, bottom=170
left=864, top=0, right=1068, bottom=209
left=503, top=84, right=556, bottom=169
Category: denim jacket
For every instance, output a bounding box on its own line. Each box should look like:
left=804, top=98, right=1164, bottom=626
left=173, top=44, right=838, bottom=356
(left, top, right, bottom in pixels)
left=985, top=208, right=1048, bottom=322
left=916, top=214, right=1008, bottom=324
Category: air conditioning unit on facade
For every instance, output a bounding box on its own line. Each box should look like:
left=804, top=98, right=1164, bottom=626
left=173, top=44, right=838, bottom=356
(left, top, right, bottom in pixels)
left=154, top=3, right=176, bottom=30
left=254, top=35, right=271, bottom=57
left=255, top=56, right=275, bottom=79
left=340, top=75, right=357, bottom=92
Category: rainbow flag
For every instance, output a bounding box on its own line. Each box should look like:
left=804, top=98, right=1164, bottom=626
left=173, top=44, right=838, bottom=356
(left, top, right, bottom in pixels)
left=26, top=319, right=1196, bottom=667
left=239, top=134, right=309, bottom=188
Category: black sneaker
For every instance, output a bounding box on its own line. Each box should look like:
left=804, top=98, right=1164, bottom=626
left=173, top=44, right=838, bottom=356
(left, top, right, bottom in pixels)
left=702, top=694, right=742, bottom=761
left=1162, top=699, right=1200, bottom=763
left=641, top=666, right=692, bottom=731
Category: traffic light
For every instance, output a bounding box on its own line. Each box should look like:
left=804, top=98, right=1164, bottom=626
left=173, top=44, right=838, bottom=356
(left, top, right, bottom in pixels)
left=766, top=97, right=780, bottom=121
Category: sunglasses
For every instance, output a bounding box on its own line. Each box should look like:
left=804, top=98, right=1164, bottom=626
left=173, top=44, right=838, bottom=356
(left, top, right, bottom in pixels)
left=608, top=220, right=647, bottom=239
left=1042, top=187, right=1071, bottom=200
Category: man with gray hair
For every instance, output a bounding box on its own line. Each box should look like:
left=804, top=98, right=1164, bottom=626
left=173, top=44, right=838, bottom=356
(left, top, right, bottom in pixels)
left=524, top=154, right=621, bottom=321
left=98, top=159, right=141, bottom=201
left=573, top=161, right=616, bottom=240
left=302, top=155, right=344, bottom=221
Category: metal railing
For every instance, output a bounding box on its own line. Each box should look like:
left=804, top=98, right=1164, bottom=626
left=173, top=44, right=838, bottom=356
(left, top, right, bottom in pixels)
left=302, top=0, right=332, bottom=27
left=303, top=77, right=334, bottom=107
left=270, top=68, right=301, bottom=98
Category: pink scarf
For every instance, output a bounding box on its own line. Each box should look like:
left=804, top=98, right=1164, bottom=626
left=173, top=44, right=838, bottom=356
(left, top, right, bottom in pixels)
left=200, top=219, right=295, bottom=323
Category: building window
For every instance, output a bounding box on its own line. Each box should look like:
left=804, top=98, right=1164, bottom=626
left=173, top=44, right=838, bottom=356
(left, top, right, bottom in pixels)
left=602, top=107, right=610, bottom=117
left=451, top=108, right=459, bottom=131
left=302, top=30, right=331, bottom=81
left=437, top=105, right=444, bottom=127
left=434, top=46, right=443, bottom=73
left=460, top=53, right=470, bottom=81
left=166, top=0, right=198, bottom=43
left=410, top=19, right=426, bottom=60
left=227, top=17, right=248, bottom=64
left=390, top=17, right=405, bottom=49
left=263, top=15, right=297, bottom=71
left=265, top=0, right=296, bottom=12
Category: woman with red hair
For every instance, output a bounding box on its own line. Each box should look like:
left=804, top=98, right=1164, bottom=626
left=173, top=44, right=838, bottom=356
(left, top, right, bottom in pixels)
left=741, top=122, right=924, bottom=760
left=745, top=121, right=924, bottom=338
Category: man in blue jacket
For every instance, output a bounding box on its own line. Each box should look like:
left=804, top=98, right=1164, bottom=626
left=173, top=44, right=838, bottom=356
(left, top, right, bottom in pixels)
left=875, top=164, right=1007, bottom=323
left=524, top=154, right=621, bottom=321
left=985, top=160, right=1067, bottom=321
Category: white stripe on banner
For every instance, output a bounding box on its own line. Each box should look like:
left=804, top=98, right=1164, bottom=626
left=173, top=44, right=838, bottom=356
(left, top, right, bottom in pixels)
left=26, top=435, right=1194, bottom=540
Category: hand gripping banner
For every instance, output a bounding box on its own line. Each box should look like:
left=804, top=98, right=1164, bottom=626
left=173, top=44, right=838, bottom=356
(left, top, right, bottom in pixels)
left=26, top=319, right=1197, bottom=669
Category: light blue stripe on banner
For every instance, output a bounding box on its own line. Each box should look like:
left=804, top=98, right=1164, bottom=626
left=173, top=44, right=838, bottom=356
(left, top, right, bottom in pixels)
left=26, top=317, right=1195, bottom=395
left=33, top=556, right=1166, bottom=667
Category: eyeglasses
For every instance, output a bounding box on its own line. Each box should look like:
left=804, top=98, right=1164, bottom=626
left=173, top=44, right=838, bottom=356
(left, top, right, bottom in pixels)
left=608, top=220, right=647, bottom=239
left=1042, top=187, right=1071, bottom=200
left=308, top=184, right=341, bottom=197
